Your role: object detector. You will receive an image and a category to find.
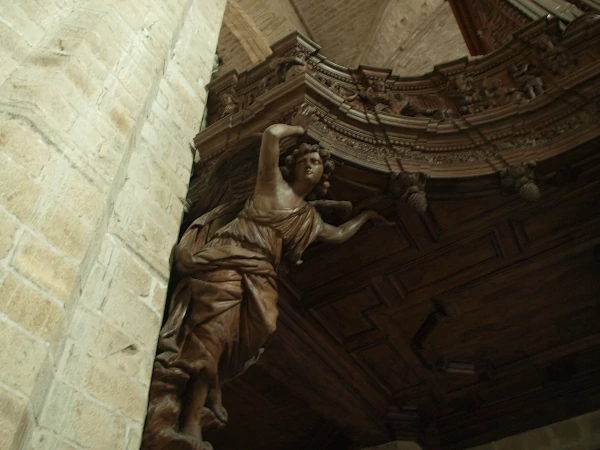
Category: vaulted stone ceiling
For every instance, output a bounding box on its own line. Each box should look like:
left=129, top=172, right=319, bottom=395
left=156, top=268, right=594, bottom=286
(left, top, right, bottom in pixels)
left=215, top=0, right=470, bottom=77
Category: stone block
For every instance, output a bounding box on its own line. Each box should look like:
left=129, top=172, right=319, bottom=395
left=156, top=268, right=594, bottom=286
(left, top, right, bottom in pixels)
left=169, top=195, right=185, bottom=224
left=0, top=154, right=41, bottom=223
left=467, top=445, right=497, bottom=450
left=84, top=359, right=148, bottom=420
left=0, top=207, right=19, bottom=260
left=126, top=423, right=143, bottom=450
left=0, top=120, right=52, bottom=177
left=0, top=55, right=19, bottom=87
left=551, top=419, right=581, bottom=445
left=495, top=434, right=527, bottom=450
left=55, top=339, right=92, bottom=388
left=37, top=380, right=75, bottom=433
left=522, top=428, right=552, bottom=449
left=11, top=231, right=77, bottom=304
left=0, top=80, right=78, bottom=132
left=98, top=0, right=148, bottom=33
left=0, top=19, right=31, bottom=62
left=0, top=4, right=45, bottom=47
left=112, top=249, right=152, bottom=297
left=67, top=307, right=101, bottom=351
left=80, top=262, right=111, bottom=311
left=97, top=238, right=115, bottom=268
left=102, top=280, right=161, bottom=348
left=40, top=156, right=106, bottom=226
left=0, top=319, right=49, bottom=395
left=107, top=218, right=171, bottom=281
left=115, top=56, right=152, bottom=104
left=60, top=24, right=122, bottom=73
left=0, top=272, right=63, bottom=342
left=127, top=150, right=152, bottom=190
left=34, top=194, right=93, bottom=262
left=67, top=117, right=106, bottom=165
left=141, top=214, right=169, bottom=255
left=62, top=55, right=105, bottom=104
left=583, top=409, right=600, bottom=437
left=28, top=428, right=81, bottom=450
left=151, top=280, right=168, bottom=315
left=0, top=385, right=30, bottom=450
left=89, top=319, right=153, bottom=386
left=108, top=102, right=136, bottom=139
left=60, top=389, right=127, bottom=449
left=129, top=41, right=161, bottom=83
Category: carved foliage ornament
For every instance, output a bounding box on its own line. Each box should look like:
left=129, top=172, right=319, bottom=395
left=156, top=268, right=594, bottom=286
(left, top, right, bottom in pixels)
left=500, top=161, right=540, bottom=201
left=389, top=171, right=430, bottom=214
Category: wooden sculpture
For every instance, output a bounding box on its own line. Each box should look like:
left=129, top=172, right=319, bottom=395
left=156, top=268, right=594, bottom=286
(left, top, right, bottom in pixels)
left=141, top=106, right=392, bottom=450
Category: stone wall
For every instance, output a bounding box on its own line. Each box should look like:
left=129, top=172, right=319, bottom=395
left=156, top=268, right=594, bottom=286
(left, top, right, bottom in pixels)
left=374, top=1, right=470, bottom=75
left=361, top=410, right=600, bottom=450
left=0, top=0, right=226, bottom=449
left=470, top=409, right=600, bottom=450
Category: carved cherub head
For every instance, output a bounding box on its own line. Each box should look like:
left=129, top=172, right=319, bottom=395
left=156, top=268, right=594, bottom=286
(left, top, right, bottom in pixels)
left=281, top=143, right=335, bottom=200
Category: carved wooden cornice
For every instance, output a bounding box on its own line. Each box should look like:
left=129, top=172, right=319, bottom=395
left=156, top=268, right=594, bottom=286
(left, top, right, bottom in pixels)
left=448, top=0, right=597, bottom=55
left=192, top=15, right=600, bottom=216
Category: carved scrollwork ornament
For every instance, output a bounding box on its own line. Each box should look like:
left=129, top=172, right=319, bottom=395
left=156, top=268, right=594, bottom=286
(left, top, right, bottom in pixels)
left=499, top=162, right=541, bottom=202
left=389, top=171, right=430, bottom=214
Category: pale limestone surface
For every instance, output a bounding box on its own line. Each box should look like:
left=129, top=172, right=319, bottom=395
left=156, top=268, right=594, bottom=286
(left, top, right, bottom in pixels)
left=362, top=410, right=600, bottom=450
left=469, top=410, right=600, bottom=450
left=0, top=0, right=226, bottom=448
left=362, top=441, right=423, bottom=450
left=215, top=0, right=469, bottom=77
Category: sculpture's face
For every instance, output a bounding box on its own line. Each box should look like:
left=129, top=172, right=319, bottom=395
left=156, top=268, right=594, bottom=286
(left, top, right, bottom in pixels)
left=294, top=151, right=324, bottom=185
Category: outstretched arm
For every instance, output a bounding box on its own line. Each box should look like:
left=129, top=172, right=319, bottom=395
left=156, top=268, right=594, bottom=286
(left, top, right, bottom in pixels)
left=318, top=210, right=394, bottom=245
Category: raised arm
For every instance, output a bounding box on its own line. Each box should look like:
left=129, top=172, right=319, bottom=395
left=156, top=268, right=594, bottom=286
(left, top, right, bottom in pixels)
left=318, top=210, right=395, bottom=245
left=256, top=105, right=313, bottom=189
left=256, top=123, right=305, bottom=184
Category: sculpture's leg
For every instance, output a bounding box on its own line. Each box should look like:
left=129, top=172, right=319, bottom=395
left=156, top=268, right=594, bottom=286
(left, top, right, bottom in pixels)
left=207, top=386, right=228, bottom=424
left=181, top=375, right=209, bottom=439
left=141, top=361, right=190, bottom=450
left=179, top=324, right=225, bottom=443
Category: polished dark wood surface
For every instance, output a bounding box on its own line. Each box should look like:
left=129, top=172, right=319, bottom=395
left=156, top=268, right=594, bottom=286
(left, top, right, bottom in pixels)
left=190, top=16, right=600, bottom=449
left=202, top=139, right=600, bottom=449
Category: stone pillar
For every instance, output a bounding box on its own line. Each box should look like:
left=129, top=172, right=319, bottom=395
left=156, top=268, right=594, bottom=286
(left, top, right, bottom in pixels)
left=0, top=0, right=226, bottom=449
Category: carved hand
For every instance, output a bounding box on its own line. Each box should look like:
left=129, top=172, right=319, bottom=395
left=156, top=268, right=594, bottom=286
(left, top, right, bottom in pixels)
left=366, top=210, right=396, bottom=226
left=291, top=103, right=315, bottom=132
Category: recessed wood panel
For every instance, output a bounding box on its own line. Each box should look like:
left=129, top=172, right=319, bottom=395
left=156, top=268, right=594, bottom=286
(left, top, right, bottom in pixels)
left=353, top=341, right=421, bottom=393
left=429, top=195, right=514, bottom=231
left=290, top=223, right=411, bottom=290
left=392, top=232, right=501, bottom=293
left=517, top=181, right=600, bottom=246
left=311, top=288, right=380, bottom=343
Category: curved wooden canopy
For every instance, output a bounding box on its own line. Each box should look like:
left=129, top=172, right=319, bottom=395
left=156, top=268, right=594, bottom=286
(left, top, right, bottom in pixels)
left=191, top=15, right=600, bottom=450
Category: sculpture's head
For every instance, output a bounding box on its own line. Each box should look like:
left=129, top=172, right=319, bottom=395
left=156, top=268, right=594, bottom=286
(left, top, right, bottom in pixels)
left=281, top=143, right=335, bottom=200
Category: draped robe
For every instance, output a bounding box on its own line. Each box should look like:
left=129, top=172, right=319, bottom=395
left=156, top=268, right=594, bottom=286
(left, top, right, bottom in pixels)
left=145, top=196, right=323, bottom=445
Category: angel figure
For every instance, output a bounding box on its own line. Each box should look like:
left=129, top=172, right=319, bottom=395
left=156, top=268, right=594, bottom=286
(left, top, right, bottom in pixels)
left=141, top=105, right=393, bottom=450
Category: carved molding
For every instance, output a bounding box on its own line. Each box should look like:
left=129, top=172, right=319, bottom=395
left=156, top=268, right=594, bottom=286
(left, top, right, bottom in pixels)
left=195, top=17, right=600, bottom=202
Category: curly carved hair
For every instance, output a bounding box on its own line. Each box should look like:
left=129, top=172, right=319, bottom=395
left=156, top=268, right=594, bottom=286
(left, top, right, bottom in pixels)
left=280, top=143, right=335, bottom=200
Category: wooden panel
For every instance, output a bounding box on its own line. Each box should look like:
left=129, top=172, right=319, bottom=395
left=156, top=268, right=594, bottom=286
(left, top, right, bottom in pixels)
left=391, top=231, right=502, bottom=293
left=311, top=288, right=381, bottom=343
left=429, top=194, right=515, bottom=232
left=290, top=223, right=411, bottom=291
left=514, top=181, right=600, bottom=248
left=353, top=341, right=421, bottom=394
left=203, top=143, right=600, bottom=449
